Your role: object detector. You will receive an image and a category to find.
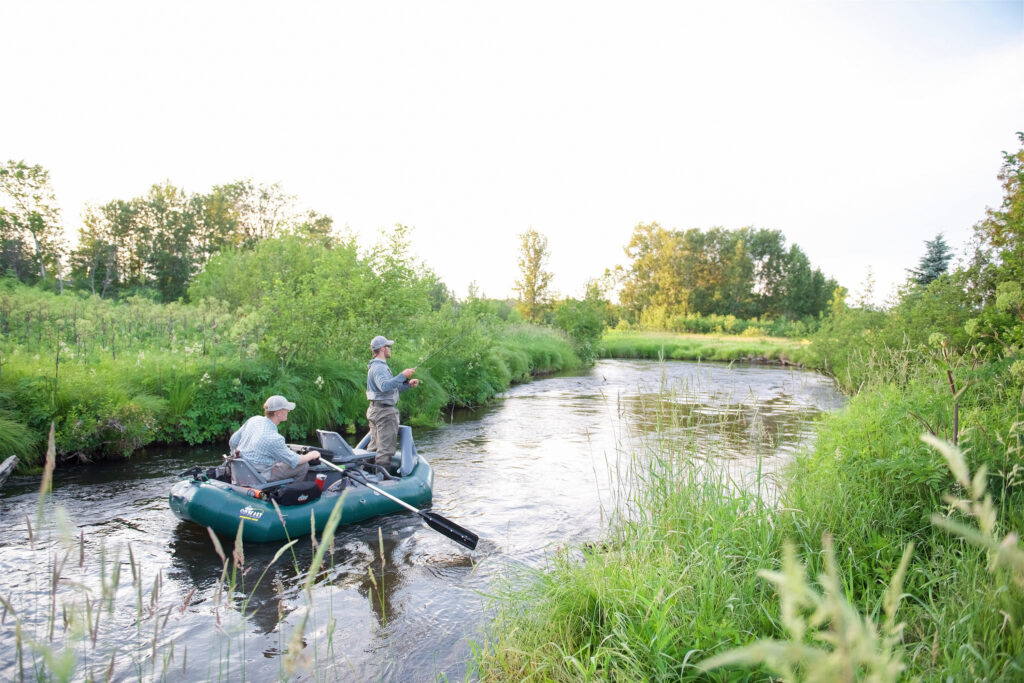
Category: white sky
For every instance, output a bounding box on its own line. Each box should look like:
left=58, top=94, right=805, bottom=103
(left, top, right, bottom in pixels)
left=2, top=1, right=1022, bottom=304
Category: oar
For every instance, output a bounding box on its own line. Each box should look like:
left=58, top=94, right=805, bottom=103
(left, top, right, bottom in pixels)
left=317, top=458, right=479, bottom=550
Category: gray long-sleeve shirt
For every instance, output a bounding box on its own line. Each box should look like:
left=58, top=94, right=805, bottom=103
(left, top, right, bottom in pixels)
left=366, top=358, right=410, bottom=406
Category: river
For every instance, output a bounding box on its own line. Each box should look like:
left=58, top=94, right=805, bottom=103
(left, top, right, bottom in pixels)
left=0, top=359, right=844, bottom=681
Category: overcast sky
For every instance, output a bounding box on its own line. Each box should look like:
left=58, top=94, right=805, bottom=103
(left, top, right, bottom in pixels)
left=2, top=1, right=1022, bottom=304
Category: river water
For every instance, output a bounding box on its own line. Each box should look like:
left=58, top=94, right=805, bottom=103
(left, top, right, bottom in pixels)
left=0, top=359, right=844, bottom=681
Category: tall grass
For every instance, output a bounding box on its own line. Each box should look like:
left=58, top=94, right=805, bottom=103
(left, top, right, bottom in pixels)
left=598, top=330, right=808, bottom=364
left=476, top=349, right=1024, bottom=680
left=478, top=381, right=786, bottom=680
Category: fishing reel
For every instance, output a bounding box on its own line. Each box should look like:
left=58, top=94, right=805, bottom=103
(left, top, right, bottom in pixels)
left=177, top=465, right=208, bottom=481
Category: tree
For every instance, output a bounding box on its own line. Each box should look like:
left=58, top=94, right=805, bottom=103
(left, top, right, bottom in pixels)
left=963, top=132, right=1024, bottom=354
left=553, top=288, right=607, bottom=363
left=213, top=180, right=296, bottom=247
left=854, top=267, right=877, bottom=310
left=972, top=132, right=1024, bottom=292
left=140, top=182, right=197, bottom=302
left=746, top=228, right=790, bottom=313
left=619, top=223, right=687, bottom=316
left=291, top=210, right=335, bottom=246
left=70, top=204, right=119, bottom=297
left=513, top=228, right=553, bottom=322
left=0, top=161, right=65, bottom=286
left=908, top=233, right=953, bottom=286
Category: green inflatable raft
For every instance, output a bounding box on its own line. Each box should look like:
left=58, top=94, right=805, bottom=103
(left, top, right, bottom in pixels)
left=169, top=426, right=433, bottom=543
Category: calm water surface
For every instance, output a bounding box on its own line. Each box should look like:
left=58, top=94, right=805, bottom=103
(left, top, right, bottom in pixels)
left=0, top=359, right=843, bottom=681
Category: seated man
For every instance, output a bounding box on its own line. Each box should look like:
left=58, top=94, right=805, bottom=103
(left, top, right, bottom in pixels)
left=229, top=395, right=319, bottom=482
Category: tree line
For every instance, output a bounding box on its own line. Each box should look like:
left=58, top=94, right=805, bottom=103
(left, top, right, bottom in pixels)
left=1, top=162, right=333, bottom=302
left=510, top=222, right=840, bottom=340
left=617, top=223, right=837, bottom=321
left=7, top=158, right=848, bottom=333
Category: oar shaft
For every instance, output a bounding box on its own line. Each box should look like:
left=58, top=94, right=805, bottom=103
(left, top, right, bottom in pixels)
left=317, top=451, right=479, bottom=550
left=318, top=458, right=421, bottom=514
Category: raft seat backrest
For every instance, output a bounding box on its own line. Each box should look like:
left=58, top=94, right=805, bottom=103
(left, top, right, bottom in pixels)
left=316, top=430, right=368, bottom=464
left=397, top=425, right=418, bottom=476
left=351, top=426, right=419, bottom=475
left=227, top=457, right=293, bottom=488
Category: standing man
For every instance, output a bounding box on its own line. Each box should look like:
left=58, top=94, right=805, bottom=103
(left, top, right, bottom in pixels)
left=366, top=335, right=419, bottom=470
left=230, top=395, right=320, bottom=482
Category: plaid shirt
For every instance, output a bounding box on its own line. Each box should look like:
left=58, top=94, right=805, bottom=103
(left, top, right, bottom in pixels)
left=229, top=416, right=299, bottom=475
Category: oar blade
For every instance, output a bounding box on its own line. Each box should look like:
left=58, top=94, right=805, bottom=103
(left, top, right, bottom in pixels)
left=419, top=511, right=479, bottom=550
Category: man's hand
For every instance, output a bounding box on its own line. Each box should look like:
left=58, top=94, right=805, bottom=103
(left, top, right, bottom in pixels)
left=409, top=378, right=420, bottom=387
left=402, top=368, right=416, bottom=379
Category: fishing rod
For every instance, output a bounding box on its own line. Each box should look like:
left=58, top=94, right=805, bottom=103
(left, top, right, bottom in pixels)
left=412, top=318, right=476, bottom=370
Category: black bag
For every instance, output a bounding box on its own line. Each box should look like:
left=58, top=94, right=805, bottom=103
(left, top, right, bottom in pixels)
left=270, top=480, right=322, bottom=506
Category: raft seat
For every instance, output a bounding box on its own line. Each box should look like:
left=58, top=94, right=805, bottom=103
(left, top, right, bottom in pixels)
left=317, top=430, right=374, bottom=465
left=226, top=456, right=294, bottom=489
left=352, top=425, right=419, bottom=476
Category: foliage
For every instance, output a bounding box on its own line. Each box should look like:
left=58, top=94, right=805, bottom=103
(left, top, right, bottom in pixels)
left=551, top=285, right=608, bottom=363
left=0, top=161, right=65, bottom=287
left=479, top=454, right=786, bottom=681
left=701, top=539, right=913, bottom=682
left=0, top=257, right=582, bottom=466
left=618, top=222, right=836, bottom=322
left=512, top=228, right=553, bottom=322
left=971, top=131, right=1024, bottom=292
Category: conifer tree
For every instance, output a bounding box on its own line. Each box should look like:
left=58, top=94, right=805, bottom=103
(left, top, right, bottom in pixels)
left=908, top=233, right=953, bottom=286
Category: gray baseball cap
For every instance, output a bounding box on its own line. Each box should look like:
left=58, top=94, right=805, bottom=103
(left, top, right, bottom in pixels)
left=371, top=335, right=395, bottom=351
left=264, top=395, right=296, bottom=412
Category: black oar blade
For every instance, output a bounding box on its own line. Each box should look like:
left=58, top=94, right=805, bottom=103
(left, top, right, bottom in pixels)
left=419, top=511, right=479, bottom=550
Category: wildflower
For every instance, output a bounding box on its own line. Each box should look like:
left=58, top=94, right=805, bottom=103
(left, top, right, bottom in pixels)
left=315, top=375, right=324, bottom=390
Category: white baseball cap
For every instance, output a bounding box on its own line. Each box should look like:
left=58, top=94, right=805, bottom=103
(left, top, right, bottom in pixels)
left=264, top=395, right=296, bottom=412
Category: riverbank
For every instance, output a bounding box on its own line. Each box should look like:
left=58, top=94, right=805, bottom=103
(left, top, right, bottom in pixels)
left=476, top=345, right=1024, bottom=679
left=0, top=281, right=583, bottom=470
left=597, top=330, right=808, bottom=365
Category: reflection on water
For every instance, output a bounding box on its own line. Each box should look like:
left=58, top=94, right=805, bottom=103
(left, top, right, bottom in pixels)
left=0, top=359, right=843, bottom=681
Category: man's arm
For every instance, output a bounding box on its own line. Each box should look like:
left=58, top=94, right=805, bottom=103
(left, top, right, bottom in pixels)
left=370, top=363, right=409, bottom=393
left=269, top=431, right=303, bottom=468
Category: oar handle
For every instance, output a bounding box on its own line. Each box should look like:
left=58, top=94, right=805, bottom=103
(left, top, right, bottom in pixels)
left=319, top=453, right=479, bottom=550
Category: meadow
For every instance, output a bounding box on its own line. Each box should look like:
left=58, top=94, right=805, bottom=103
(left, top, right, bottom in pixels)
left=597, top=330, right=808, bottom=365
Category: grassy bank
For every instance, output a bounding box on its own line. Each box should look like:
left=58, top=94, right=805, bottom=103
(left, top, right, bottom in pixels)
left=598, top=330, right=808, bottom=364
left=0, top=282, right=581, bottom=469
left=476, top=352, right=1024, bottom=680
